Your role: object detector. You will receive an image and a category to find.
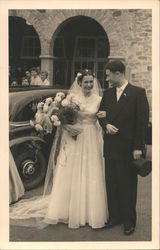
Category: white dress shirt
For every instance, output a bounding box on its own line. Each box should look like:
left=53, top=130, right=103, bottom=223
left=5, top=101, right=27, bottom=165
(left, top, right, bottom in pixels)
left=30, top=75, right=43, bottom=85
left=116, top=81, right=128, bottom=101
left=42, top=78, right=50, bottom=86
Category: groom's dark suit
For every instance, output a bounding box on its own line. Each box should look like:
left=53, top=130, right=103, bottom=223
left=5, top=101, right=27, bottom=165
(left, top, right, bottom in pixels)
left=99, top=83, right=149, bottom=228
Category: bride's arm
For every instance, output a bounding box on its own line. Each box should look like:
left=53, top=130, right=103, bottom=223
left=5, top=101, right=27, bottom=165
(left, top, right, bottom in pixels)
left=96, top=111, right=106, bottom=118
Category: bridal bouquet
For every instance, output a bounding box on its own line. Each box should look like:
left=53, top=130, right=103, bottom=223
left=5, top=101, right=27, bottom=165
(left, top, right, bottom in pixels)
left=30, top=92, right=82, bottom=139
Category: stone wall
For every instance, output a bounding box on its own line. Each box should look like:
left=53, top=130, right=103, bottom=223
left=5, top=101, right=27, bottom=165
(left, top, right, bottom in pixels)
left=9, top=9, right=152, bottom=118
left=103, top=9, right=152, bottom=118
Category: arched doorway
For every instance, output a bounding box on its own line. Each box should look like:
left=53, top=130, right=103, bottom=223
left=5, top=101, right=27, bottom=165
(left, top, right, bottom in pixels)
left=53, top=16, right=110, bottom=88
left=9, top=16, right=41, bottom=84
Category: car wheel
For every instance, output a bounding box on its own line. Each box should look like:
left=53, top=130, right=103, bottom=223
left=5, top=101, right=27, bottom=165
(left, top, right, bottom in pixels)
left=15, top=150, right=47, bottom=190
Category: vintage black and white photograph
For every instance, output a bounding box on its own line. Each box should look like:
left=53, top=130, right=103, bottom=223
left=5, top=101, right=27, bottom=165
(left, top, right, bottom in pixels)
left=0, top=0, right=159, bottom=249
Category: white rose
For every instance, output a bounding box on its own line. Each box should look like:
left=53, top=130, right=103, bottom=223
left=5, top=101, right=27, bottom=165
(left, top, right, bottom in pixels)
left=30, top=120, right=35, bottom=127
left=43, top=104, right=49, bottom=113
left=51, top=115, right=59, bottom=122
left=55, top=96, right=62, bottom=103
left=37, top=102, right=44, bottom=110
left=45, top=97, right=53, bottom=104
left=35, top=112, right=43, bottom=123
left=35, top=124, right=43, bottom=131
left=54, top=120, right=61, bottom=127
left=50, top=101, right=56, bottom=107
left=56, top=92, right=65, bottom=98
left=61, top=98, right=70, bottom=107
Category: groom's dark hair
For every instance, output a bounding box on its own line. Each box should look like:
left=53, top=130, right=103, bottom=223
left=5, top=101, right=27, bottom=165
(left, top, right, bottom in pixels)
left=106, top=60, right=125, bottom=74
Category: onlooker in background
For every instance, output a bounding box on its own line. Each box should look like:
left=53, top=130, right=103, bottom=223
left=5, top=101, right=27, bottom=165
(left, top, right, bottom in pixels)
left=22, top=77, right=29, bottom=86
left=41, top=71, right=50, bottom=85
left=37, top=66, right=41, bottom=75
left=11, top=79, right=18, bottom=86
left=30, top=67, right=42, bottom=85
left=25, top=70, right=32, bottom=84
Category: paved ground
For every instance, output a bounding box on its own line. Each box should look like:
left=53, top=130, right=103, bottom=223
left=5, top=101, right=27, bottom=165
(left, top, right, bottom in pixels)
left=10, top=147, right=152, bottom=242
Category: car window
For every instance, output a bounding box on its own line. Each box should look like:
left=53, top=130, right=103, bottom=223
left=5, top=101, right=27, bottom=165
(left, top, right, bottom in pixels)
left=13, top=100, right=38, bottom=122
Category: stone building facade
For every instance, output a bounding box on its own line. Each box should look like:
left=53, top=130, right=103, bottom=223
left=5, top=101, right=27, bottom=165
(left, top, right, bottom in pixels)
left=9, top=9, right=152, bottom=118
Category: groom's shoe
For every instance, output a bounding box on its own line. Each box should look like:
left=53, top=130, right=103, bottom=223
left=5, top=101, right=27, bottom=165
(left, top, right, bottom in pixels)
left=105, top=219, right=122, bottom=229
left=124, top=225, right=135, bottom=236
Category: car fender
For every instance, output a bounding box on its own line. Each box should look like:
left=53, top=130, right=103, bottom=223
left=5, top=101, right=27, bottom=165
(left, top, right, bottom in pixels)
left=10, top=135, right=47, bottom=148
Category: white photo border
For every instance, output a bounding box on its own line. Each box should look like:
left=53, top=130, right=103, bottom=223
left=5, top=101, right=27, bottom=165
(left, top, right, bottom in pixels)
left=0, top=0, right=159, bottom=249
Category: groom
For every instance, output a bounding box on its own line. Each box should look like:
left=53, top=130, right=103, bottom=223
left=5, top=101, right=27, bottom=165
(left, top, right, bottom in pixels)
left=99, top=60, right=149, bottom=235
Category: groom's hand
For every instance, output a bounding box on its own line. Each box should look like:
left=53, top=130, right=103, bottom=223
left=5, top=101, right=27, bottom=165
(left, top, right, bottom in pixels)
left=106, top=124, right=119, bottom=134
left=133, top=150, right=142, bottom=160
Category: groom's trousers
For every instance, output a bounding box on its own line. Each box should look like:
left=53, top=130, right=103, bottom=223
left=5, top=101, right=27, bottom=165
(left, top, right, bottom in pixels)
left=105, top=158, right=138, bottom=228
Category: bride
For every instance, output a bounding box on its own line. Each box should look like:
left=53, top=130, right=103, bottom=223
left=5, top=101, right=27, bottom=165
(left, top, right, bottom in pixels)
left=10, top=69, right=108, bottom=229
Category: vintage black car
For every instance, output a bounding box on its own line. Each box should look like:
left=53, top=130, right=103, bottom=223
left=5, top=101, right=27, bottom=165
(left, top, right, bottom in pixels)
left=9, top=86, right=67, bottom=190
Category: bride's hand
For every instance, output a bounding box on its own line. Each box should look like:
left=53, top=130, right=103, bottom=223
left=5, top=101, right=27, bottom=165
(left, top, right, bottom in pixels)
left=63, top=124, right=83, bottom=136
left=96, top=111, right=106, bottom=118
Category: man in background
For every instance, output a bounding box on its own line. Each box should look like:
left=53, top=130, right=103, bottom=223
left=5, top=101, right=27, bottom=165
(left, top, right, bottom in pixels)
left=30, top=67, right=42, bottom=85
left=41, top=71, right=50, bottom=85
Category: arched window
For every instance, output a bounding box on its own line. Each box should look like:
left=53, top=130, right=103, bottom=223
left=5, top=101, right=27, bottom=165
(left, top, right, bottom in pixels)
left=53, top=16, right=110, bottom=88
left=9, top=16, right=41, bottom=70
left=21, top=35, right=40, bottom=58
left=73, top=36, right=108, bottom=87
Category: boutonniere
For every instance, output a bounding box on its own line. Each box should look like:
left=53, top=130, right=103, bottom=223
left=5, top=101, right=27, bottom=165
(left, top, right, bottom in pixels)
left=123, top=92, right=127, bottom=97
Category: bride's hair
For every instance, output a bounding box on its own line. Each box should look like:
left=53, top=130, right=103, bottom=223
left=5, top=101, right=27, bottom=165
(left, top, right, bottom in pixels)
left=77, top=69, right=95, bottom=85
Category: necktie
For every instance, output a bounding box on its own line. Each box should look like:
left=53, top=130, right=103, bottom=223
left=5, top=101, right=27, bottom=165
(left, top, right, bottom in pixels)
left=116, top=87, right=123, bottom=101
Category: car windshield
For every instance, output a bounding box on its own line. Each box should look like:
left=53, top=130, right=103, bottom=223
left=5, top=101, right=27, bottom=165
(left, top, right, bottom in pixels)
left=9, top=88, right=68, bottom=122
left=13, top=100, right=38, bottom=122
left=9, top=91, right=45, bottom=122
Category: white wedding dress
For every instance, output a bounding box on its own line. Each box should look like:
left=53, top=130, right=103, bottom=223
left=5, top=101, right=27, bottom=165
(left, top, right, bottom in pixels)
left=10, top=91, right=108, bottom=229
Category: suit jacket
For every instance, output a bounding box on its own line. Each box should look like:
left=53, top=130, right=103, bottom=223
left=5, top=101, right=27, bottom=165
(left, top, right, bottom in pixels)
left=99, top=83, right=149, bottom=160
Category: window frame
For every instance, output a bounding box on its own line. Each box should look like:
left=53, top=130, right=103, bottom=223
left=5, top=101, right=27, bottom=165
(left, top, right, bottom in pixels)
left=72, top=36, right=108, bottom=87
left=20, top=35, right=41, bottom=59
left=53, top=36, right=66, bottom=59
